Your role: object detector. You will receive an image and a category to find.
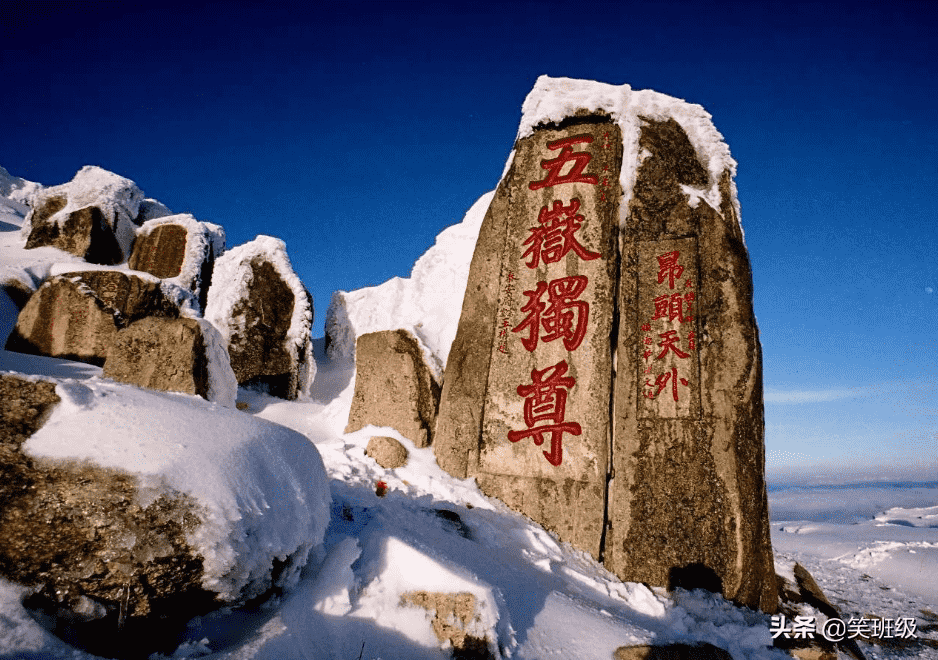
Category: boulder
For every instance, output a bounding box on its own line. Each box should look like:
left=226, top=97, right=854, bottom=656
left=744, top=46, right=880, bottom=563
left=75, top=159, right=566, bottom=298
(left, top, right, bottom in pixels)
left=103, top=316, right=237, bottom=406
left=774, top=564, right=866, bottom=660
left=128, top=214, right=225, bottom=312
left=23, top=166, right=144, bottom=264
left=205, top=235, right=315, bottom=400
left=365, top=435, right=409, bottom=469
left=345, top=329, right=441, bottom=448
left=5, top=270, right=179, bottom=366
left=0, top=372, right=332, bottom=657
left=0, top=374, right=215, bottom=658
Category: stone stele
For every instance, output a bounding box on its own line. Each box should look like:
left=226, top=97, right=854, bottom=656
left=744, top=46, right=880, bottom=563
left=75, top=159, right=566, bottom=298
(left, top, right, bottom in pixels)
left=434, top=80, right=777, bottom=612
left=346, top=329, right=441, bottom=448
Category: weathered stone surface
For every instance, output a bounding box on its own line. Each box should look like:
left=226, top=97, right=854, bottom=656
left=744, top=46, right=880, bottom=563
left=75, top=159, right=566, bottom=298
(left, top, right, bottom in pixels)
left=4, top=270, right=179, bottom=366
left=103, top=317, right=210, bottom=398
left=346, top=329, right=441, bottom=447
left=434, top=117, right=621, bottom=560
left=23, top=166, right=144, bottom=264
left=400, top=591, right=493, bottom=658
left=613, top=643, right=733, bottom=660
left=605, top=117, right=777, bottom=612
left=366, top=435, right=409, bottom=469
left=205, top=237, right=314, bottom=400
left=26, top=204, right=125, bottom=264
left=129, top=222, right=188, bottom=277
left=0, top=374, right=215, bottom=658
left=434, top=79, right=777, bottom=612
left=129, top=215, right=225, bottom=312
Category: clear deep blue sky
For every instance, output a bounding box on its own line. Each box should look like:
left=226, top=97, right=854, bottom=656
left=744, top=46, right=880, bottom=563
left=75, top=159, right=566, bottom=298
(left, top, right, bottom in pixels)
left=2, top=1, right=936, bottom=481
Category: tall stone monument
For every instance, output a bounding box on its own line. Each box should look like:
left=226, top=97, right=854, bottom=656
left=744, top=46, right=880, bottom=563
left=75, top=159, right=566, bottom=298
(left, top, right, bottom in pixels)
left=433, top=77, right=777, bottom=612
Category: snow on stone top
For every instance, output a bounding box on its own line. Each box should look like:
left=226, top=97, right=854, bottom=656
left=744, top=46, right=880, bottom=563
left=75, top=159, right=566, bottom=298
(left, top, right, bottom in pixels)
left=22, top=165, right=145, bottom=261
left=324, top=190, right=493, bottom=378
left=23, top=377, right=330, bottom=601
left=517, top=75, right=742, bottom=231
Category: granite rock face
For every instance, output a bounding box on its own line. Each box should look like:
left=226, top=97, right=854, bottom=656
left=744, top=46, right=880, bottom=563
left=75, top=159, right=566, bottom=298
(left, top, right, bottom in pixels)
left=205, top=237, right=314, bottom=400
left=5, top=270, right=179, bottom=366
left=433, top=78, right=777, bottom=612
left=103, top=317, right=232, bottom=402
left=346, top=329, right=441, bottom=448
left=0, top=375, right=215, bottom=658
left=23, top=166, right=144, bottom=264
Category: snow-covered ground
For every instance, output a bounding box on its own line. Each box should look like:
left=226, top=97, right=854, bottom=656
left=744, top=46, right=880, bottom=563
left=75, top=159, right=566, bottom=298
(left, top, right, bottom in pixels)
left=2, top=334, right=936, bottom=660
left=2, top=155, right=937, bottom=659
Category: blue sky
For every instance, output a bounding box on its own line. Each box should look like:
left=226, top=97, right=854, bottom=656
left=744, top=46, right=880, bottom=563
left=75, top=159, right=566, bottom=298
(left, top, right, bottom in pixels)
left=2, top=1, right=936, bottom=481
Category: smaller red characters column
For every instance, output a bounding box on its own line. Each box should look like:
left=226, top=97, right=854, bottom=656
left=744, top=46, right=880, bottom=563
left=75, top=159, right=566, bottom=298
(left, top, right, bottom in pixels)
left=637, top=238, right=701, bottom=419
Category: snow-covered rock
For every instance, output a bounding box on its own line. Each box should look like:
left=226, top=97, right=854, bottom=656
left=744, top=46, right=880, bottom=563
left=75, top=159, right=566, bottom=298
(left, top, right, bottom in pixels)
left=22, top=165, right=145, bottom=264
left=205, top=235, right=315, bottom=400
left=22, top=376, right=332, bottom=603
left=129, top=213, right=225, bottom=312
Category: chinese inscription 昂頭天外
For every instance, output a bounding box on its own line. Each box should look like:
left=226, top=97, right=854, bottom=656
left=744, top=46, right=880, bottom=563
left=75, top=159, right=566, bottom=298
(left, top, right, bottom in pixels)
left=638, top=239, right=700, bottom=418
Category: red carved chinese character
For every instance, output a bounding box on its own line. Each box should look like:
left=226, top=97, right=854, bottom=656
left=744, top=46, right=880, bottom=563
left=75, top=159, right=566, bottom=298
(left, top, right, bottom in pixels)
left=529, top=134, right=599, bottom=190
left=512, top=276, right=590, bottom=352
left=508, top=360, right=582, bottom=466
left=656, top=251, right=684, bottom=289
left=687, top=331, right=696, bottom=351
left=652, top=292, right=693, bottom=323
left=643, top=367, right=689, bottom=402
left=641, top=323, right=651, bottom=332
left=685, top=278, right=694, bottom=288
left=521, top=198, right=601, bottom=268
left=656, top=330, right=689, bottom=360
